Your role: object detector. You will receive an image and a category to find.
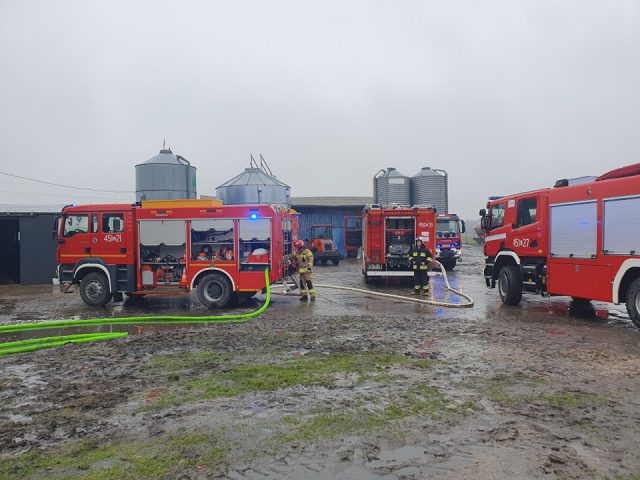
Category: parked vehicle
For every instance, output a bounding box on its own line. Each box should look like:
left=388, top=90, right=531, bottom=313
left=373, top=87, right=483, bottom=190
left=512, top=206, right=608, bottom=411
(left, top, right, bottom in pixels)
left=308, top=224, right=342, bottom=265
left=480, top=163, right=640, bottom=326
left=57, top=199, right=298, bottom=308
left=362, top=204, right=436, bottom=283
left=435, top=213, right=465, bottom=270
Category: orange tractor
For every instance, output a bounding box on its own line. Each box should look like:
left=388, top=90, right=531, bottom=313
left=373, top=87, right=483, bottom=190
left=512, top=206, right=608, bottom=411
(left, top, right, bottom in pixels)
left=308, top=224, right=342, bottom=265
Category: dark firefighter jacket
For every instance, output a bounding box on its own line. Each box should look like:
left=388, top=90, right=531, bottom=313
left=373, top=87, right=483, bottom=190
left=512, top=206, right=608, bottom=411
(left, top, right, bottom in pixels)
left=408, top=244, right=433, bottom=270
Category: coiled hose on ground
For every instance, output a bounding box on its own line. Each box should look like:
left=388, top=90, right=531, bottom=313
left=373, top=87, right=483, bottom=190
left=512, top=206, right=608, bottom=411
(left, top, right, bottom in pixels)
left=276, top=261, right=475, bottom=308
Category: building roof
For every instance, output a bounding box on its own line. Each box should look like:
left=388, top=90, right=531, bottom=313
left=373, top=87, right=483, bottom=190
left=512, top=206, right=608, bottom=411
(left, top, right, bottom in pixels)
left=291, top=196, right=373, bottom=208
left=0, top=204, right=64, bottom=215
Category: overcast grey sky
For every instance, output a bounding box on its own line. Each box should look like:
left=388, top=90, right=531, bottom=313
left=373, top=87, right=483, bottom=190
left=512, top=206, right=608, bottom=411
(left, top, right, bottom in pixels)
left=1, top=1, right=639, bottom=218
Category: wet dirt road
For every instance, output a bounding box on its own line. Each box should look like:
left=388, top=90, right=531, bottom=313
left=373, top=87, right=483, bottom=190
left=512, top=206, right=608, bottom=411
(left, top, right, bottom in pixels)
left=2, top=245, right=640, bottom=479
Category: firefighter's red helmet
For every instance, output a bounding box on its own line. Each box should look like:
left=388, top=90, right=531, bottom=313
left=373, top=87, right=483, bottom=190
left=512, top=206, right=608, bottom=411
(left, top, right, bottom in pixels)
left=294, top=240, right=304, bottom=248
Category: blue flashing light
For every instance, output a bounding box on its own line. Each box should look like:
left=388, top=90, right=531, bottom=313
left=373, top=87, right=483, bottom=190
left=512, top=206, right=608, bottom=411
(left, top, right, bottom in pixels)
left=436, top=244, right=442, bottom=248
left=250, top=213, right=258, bottom=220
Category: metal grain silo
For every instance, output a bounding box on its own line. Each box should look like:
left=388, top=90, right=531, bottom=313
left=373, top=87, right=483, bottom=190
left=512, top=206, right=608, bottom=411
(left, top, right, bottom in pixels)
left=135, top=148, right=197, bottom=201
left=216, top=155, right=291, bottom=206
left=373, top=168, right=410, bottom=206
left=410, top=167, right=448, bottom=213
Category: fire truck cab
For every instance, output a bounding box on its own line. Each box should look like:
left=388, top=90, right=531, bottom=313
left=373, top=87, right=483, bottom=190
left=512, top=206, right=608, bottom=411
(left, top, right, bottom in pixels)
left=435, top=213, right=465, bottom=271
left=57, top=199, right=297, bottom=309
left=362, top=205, right=436, bottom=283
left=480, top=163, right=640, bottom=326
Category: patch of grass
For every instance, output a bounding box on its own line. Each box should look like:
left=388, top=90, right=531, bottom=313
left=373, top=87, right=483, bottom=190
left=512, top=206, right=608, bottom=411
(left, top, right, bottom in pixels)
left=531, top=376, right=547, bottom=385
left=482, top=374, right=609, bottom=410
left=147, top=351, right=228, bottom=372
left=0, top=432, right=227, bottom=480
left=450, top=400, right=484, bottom=414
left=278, top=383, right=469, bottom=443
left=143, top=353, right=436, bottom=411
left=486, top=383, right=519, bottom=406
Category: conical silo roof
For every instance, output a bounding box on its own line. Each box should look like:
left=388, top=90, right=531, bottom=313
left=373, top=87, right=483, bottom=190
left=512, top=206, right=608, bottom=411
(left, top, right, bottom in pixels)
left=217, top=167, right=290, bottom=189
left=137, top=148, right=192, bottom=166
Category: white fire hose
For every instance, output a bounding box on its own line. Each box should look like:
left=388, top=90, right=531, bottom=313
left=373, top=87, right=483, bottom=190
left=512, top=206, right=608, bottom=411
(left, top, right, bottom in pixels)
left=275, top=261, right=474, bottom=308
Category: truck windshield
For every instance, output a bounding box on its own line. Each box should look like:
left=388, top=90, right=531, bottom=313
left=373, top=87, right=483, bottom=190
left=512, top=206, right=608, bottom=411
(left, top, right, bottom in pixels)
left=437, top=219, right=460, bottom=235
left=311, top=226, right=332, bottom=239
left=490, top=203, right=505, bottom=230
left=63, top=215, right=89, bottom=237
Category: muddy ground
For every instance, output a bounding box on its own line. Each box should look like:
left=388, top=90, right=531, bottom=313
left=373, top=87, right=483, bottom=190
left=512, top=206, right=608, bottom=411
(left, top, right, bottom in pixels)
left=1, top=245, right=640, bottom=479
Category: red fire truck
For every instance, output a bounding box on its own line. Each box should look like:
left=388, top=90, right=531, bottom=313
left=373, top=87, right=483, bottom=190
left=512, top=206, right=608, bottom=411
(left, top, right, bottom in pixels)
left=57, top=199, right=297, bottom=308
left=362, top=205, right=436, bottom=283
left=435, top=213, right=465, bottom=271
left=480, top=163, right=640, bottom=326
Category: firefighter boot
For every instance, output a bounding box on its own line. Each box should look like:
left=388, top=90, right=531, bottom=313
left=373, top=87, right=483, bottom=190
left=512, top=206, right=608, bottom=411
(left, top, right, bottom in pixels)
left=299, top=295, right=308, bottom=302
left=414, top=287, right=420, bottom=295
left=423, top=286, right=430, bottom=296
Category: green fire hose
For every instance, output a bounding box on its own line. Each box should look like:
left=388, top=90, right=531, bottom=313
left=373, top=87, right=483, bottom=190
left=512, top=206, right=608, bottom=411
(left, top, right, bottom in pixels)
left=0, top=333, right=129, bottom=356
left=0, top=270, right=272, bottom=354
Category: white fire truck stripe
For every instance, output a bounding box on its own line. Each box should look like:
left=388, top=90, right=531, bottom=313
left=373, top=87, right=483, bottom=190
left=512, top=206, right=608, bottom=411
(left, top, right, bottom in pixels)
left=484, top=233, right=507, bottom=243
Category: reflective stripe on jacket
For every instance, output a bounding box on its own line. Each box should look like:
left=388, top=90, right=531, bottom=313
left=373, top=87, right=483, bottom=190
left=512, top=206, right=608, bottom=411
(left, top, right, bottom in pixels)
left=291, top=248, right=314, bottom=273
left=408, top=245, right=433, bottom=270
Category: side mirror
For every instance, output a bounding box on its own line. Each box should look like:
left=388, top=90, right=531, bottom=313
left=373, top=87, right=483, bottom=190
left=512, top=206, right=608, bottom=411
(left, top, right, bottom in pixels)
left=479, top=209, right=486, bottom=217
left=461, top=220, right=466, bottom=234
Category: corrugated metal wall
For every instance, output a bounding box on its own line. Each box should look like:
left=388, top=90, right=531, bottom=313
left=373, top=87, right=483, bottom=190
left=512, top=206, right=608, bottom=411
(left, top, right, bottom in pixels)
left=295, top=207, right=362, bottom=255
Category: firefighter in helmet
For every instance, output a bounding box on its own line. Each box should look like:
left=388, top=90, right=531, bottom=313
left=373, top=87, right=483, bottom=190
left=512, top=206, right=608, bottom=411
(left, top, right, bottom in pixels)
left=408, top=237, right=433, bottom=295
left=291, top=239, right=315, bottom=302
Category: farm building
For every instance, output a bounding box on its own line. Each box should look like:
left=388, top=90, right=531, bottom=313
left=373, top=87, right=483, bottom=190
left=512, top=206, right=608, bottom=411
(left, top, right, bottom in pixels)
left=291, top=197, right=372, bottom=257
left=0, top=205, right=62, bottom=285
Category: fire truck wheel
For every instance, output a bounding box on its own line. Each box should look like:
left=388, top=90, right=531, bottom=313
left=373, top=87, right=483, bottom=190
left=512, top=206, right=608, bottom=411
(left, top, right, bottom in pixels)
left=197, top=273, right=232, bottom=309
left=79, top=271, right=112, bottom=307
left=497, top=265, right=522, bottom=306
left=331, top=259, right=340, bottom=266
left=626, top=278, right=640, bottom=328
